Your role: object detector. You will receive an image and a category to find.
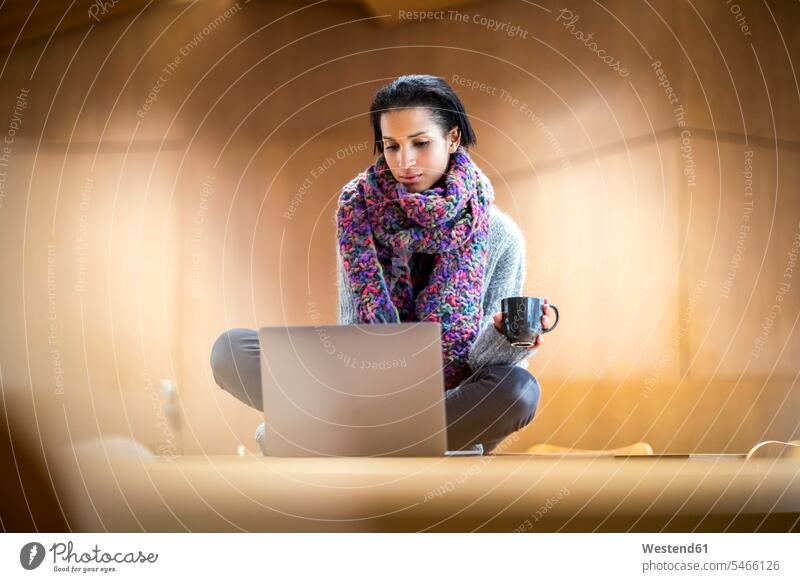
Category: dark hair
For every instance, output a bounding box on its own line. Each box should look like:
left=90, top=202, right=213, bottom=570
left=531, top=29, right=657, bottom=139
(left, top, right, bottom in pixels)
left=369, top=74, right=477, bottom=155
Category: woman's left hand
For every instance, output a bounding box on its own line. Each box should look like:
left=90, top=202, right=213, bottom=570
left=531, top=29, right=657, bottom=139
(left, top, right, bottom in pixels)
left=492, top=297, right=554, bottom=350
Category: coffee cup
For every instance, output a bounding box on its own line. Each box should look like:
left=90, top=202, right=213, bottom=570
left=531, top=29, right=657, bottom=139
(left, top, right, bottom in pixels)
left=500, top=296, right=560, bottom=347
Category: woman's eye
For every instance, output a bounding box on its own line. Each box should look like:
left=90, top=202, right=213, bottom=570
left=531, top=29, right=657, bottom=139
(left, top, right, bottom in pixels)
left=384, top=142, right=427, bottom=151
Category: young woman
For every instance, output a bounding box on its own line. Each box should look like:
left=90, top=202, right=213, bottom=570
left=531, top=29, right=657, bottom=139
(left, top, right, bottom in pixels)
left=211, top=74, right=554, bottom=455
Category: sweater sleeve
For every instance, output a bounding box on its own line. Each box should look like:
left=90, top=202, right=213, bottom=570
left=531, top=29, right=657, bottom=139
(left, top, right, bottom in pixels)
left=337, top=246, right=359, bottom=325
left=467, top=229, right=536, bottom=372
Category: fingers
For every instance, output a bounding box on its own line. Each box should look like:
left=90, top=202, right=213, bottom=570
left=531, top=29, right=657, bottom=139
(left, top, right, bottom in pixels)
left=531, top=299, right=552, bottom=348
left=541, top=303, right=552, bottom=330
left=493, top=311, right=503, bottom=331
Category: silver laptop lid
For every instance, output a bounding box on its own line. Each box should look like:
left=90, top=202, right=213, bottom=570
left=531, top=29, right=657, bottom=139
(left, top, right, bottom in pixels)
left=259, top=322, right=447, bottom=457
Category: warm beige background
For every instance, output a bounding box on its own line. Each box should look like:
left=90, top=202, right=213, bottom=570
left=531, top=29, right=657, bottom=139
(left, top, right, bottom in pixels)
left=0, top=0, right=797, bottom=456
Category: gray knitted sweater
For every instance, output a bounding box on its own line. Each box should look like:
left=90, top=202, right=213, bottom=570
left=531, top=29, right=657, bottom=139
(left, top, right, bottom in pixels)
left=336, top=204, right=535, bottom=372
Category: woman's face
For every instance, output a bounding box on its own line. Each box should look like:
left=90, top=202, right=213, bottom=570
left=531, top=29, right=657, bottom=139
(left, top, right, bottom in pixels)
left=379, top=107, right=460, bottom=193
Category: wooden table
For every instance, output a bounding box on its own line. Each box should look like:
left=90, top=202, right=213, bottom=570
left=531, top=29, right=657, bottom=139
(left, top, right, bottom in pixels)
left=57, top=454, right=800, bottom=532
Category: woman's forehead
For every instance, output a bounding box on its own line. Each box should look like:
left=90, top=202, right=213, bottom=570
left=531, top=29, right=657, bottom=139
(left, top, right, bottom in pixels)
left=380, top=108, right=436, bottom=137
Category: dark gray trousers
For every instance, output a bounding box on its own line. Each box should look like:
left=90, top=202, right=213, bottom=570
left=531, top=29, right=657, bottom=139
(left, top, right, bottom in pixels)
left=210, top=328, right=540, bottom=453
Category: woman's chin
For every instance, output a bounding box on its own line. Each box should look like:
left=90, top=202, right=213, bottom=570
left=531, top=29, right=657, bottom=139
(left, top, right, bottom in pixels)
left=405, top=179, right=436, bottom=193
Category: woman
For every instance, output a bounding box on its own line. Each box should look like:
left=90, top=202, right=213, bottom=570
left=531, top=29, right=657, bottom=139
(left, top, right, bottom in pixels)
left=211, top=74, right=554, bottom=455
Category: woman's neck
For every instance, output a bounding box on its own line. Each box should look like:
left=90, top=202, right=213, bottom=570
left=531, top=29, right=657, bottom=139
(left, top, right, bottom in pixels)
left=433, top=154, right=455, bottom=190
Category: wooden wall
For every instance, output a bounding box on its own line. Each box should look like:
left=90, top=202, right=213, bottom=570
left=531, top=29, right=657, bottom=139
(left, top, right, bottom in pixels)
left=0, top=0, right=797, bottom=456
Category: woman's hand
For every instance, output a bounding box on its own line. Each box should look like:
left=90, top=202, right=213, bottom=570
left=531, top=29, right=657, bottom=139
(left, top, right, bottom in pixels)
left=492, top=297, right=554, bottom=350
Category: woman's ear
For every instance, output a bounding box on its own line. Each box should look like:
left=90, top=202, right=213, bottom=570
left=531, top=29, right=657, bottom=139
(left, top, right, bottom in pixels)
left=448, top=128, right=461, bottom=153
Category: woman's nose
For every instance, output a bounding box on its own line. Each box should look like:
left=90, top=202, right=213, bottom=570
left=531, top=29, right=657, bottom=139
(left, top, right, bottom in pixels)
left=399, top=149, right=415, bottom=169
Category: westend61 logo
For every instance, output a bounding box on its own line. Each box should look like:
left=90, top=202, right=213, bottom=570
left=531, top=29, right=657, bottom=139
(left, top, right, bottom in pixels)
left=19, top=541, right=158, bottom=574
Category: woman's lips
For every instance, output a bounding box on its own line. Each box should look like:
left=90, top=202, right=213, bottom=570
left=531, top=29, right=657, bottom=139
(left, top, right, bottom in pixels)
left=399, top=174, right=423, bottom=183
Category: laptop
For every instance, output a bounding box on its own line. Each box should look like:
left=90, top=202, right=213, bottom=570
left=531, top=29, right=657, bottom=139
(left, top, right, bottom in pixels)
left=258, top=322, right=480, bottom=457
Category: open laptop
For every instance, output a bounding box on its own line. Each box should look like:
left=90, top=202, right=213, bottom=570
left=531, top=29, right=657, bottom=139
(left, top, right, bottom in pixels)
left=258, top=322, right=480, bottom=457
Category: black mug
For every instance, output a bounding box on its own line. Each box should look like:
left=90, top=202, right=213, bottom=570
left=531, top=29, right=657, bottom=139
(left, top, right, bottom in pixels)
left=500, top=296, right=560, bottom=347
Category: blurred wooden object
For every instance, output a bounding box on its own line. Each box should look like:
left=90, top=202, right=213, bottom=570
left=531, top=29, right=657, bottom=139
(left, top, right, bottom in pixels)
left=0, top=393, right=71, bottom=532
left=524, top=442, right=654, bottom=456
left=56, top=454, right=800, bottom=532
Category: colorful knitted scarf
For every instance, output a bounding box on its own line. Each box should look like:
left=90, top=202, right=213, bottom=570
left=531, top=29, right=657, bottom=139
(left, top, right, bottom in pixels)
left=337, top=146, right=494, bottom=390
